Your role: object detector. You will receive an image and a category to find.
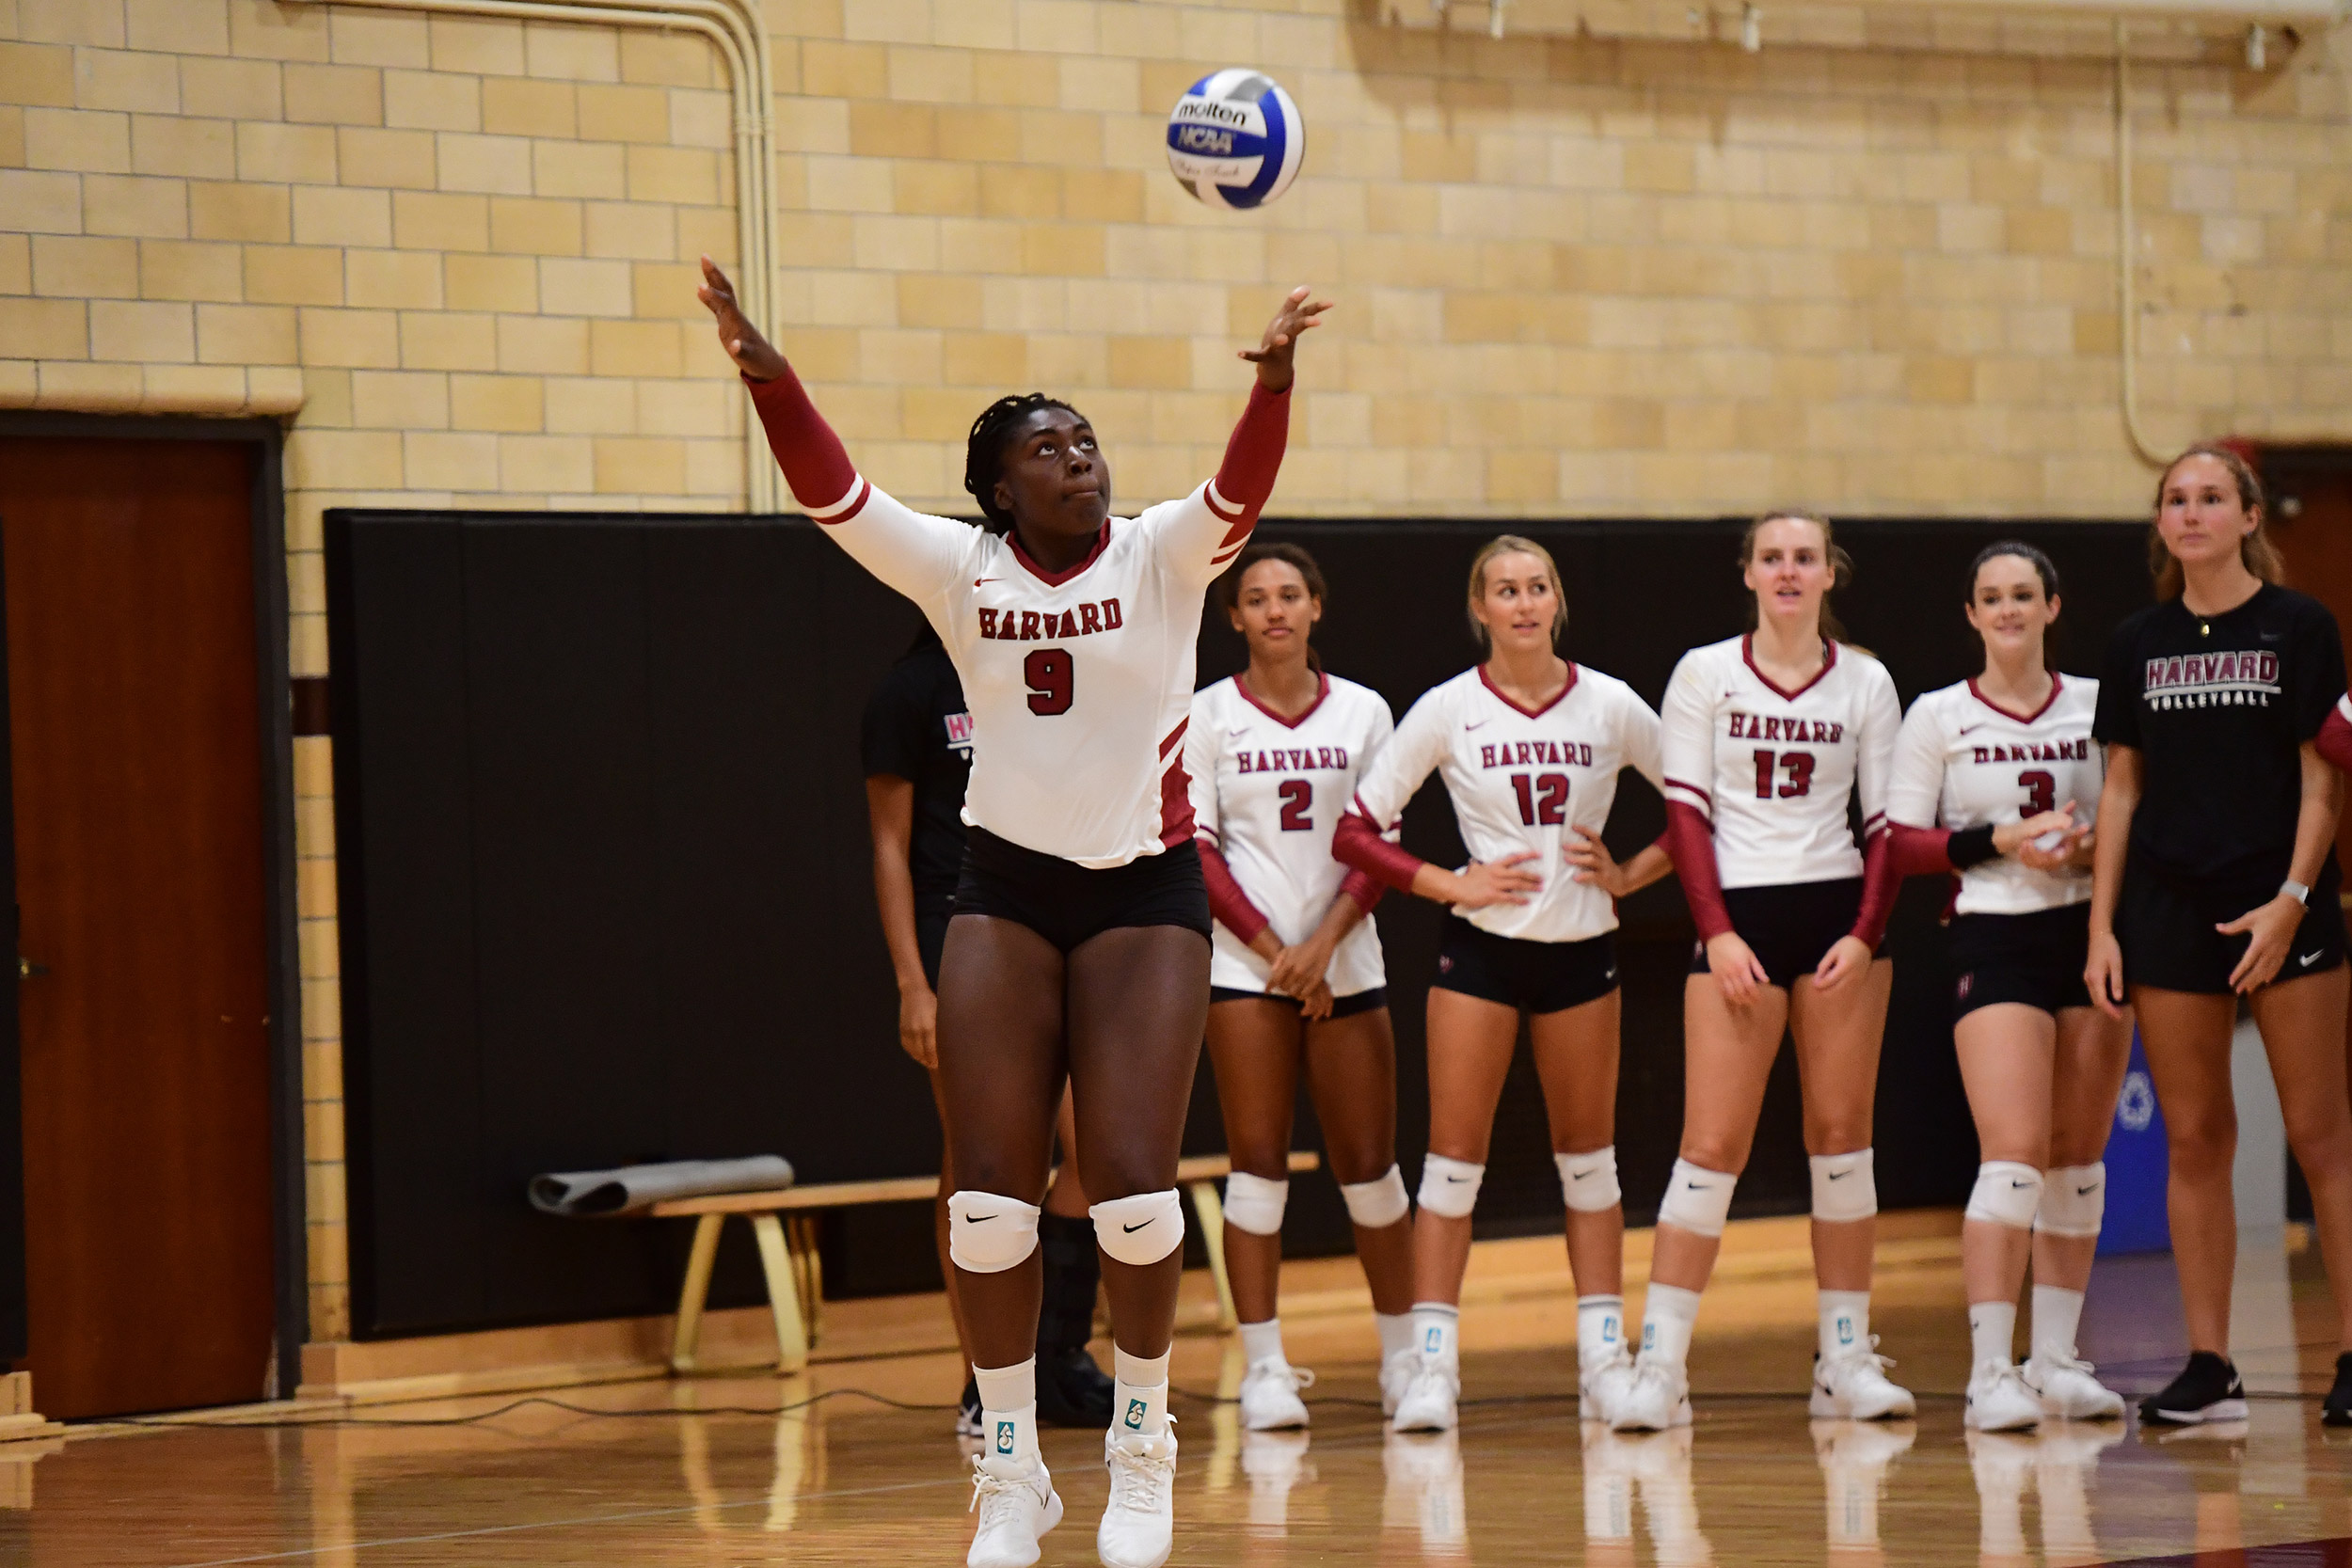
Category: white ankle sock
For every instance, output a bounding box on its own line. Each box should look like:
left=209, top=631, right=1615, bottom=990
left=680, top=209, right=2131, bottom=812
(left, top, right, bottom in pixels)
left=2031, top=1284, right=2085, bottom=1362
left=1968, top=1301, right=2016, bottom=1369
left=1819, top=1290, right=1870, bottom=1359
left=1238, top=1318, right=1285, bottom=1366
left=1640, top=1283, right=1701, bottom=1369
left=1111, top=1345, right=1169, bottom=1436
left=972, top=1357, right=1039, bottom=1464
left=1410, top=1302, right=1460, bottom=1365
left=1578, top=1294, right=1627, bottom=1369
left=1375, top=1310, right=1415, bottom=1361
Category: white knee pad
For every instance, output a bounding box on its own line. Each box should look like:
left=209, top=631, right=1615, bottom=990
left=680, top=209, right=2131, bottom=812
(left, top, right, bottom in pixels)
left=1416, top=1154, right=1485, bottom=1219
left=1657, top=1159, right=1738, bottom=1238
left=2036, top=1163, right=2106, bottom=1239
left=1091, top=1189, right=1185, bottom=1266
left=1963, top=1161, right=2043, bottom=1230
left=947, top=1190, right=1041, bottom=1274
left=1341, top=1164, right=1410, bottom=1228
left=1810, top=1149, right=1877, bottom=1225
left=1222, top=1171, right=1289, bottom=1237
left=1557, top=1146, right=1622, bottom=1212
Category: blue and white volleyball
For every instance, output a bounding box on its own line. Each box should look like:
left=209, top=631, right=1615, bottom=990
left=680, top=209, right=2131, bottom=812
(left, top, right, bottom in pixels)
left=1165, top=69, right=1304, bottom=211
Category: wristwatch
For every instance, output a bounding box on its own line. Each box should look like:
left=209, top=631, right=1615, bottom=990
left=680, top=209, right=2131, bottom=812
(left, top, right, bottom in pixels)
left=2282, top=878, right=2312, bottom=907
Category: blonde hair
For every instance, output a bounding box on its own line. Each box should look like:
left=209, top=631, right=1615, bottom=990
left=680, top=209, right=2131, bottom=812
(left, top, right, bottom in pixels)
left=1466, top=534, right=1566, bottom=653
left=1740, top=511, right=1853, bottom=644
left=2149, top=445, right=2282, bottom=600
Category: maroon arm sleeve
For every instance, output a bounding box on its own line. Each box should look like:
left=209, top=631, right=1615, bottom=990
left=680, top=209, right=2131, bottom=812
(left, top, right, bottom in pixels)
left=743, top=366, right=860, bottom=514
left=1200, top=382, right=1291, bottom=559
left=1664, top=802, right=1732, bottom=941
left=1197, top=839, right=1272, bottom=945
left=1338, top=867, right=1385, bottom=916
left=1849, top=828, right=1900, bottom=949
left=1888, top=823, right=1956, bottom=878
left=2321, top=703, right=2352, bottom=776
left=1334, top=812, right=1427, bottom=895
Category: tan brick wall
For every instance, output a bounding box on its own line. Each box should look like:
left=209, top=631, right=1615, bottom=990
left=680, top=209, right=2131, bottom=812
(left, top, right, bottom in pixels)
left=3, top=0, right=2347, bottom=1342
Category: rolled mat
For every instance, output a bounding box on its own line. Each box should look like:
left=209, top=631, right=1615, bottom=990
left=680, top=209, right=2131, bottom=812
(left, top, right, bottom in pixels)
left=529, top=1156, right=795, bottom=1217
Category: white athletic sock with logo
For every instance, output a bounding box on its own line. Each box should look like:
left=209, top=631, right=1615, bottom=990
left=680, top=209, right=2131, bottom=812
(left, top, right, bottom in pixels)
left=1820, top=1291, right=1871, bottom=1360
left=1639, top=1284, right=1701, bottom=1370
left=973, top=1357, right=1040, bottom=1466
left=1375, top=1310, right=1415, bottom=1362
left=1968, top=1301, right=2016, bottom=1368
left=1238, top=1318, right=1285, bottom=1366
left=1578, top=1294, right=1627, bottom=1370
left=2031, top=1284, right=2086, bottom=1362
left=1409, top=1302, right=1460, bottom=1366
left=1111, top=1345, right=1170, bottom=1437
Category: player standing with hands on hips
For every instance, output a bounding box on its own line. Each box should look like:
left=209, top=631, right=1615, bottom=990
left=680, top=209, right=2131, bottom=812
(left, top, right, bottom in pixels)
left=702, top=254, right=1330, bottom=1566
left=2086, top=447, right=2352, bottom=1428
left=1883, top=543, right=2132, bottom=1431
left=1607, top=513, right=1908, bottom=1432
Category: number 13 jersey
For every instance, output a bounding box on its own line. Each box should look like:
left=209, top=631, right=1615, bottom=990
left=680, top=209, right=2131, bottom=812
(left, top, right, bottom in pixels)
left=1660, top=636, right=1901, bottom=889
left=1886, top=676, right=2103, bottom=914
left=1349, top=665, right=1664, bottom=942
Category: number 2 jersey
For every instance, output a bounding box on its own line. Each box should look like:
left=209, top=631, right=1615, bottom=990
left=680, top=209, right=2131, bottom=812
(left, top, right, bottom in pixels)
left=1347, top=665, right=1664, bottom=943
left=746, top=367, right=1285, bottom=868
left=1187, top=673, right=1391, bottom=996
left=1885, top=676, right=2103, bottom=915
left=1660, top=635, right=1901, bottom=892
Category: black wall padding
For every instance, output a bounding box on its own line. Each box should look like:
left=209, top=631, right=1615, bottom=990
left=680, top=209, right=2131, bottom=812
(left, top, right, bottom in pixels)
left=330, top=510, right=2146, bottom=1338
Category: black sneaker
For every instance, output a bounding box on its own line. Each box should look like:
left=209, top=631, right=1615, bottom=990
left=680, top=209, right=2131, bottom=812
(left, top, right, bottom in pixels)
left=2138, top=1351, right=2249, bottom=1425
left=956, top=1375, right=983, bottom=1439
left=2325, top=1353, right=2352, bottom=1428
left=1035, top=1342, right=1115, bottom=1427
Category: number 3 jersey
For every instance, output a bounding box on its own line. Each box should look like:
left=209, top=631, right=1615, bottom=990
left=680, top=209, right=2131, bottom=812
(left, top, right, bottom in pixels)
left=1187, top=673, right=1392, bottom=996
left=1886, top=676, right=2103, bottom=915
left=1660, top=636, right=1901, bottom=889
left=1349, top=665, right=1664, bottom=942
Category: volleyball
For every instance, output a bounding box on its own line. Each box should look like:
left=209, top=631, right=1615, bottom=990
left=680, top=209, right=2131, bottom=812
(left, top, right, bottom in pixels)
left=1165, top=69, right=1305, bottom=210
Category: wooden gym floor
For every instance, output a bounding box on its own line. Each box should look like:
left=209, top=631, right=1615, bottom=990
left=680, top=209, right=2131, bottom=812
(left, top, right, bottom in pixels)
left=8, top=1217, right=2352, bottom=1566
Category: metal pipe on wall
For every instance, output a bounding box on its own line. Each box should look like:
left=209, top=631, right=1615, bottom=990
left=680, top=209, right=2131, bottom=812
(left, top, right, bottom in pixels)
left=287, top=0, right=782, bottom=510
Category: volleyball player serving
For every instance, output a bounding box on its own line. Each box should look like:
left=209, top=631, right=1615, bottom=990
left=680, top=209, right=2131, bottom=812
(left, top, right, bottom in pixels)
left=1187, top=543, right=1414, bottom=1430
left=1884, top=543, right=2131, bottom=1431
left=702, top=256, right=1327, bottom=1567
left=1611, top=513, right=1907, bottom=1432
left=2087, top=448, right=2352, bottom=1429
left=1335, top=536, right=1673, bottom=1433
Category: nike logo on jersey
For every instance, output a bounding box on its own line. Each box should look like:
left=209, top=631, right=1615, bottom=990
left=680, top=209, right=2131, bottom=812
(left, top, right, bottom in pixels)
left=1465, top=719, right=1492, bottom=731
left=1571, top=1169, right=1593, bottom=1180
left=2300, top=950, right=2326, bottom=968
left=1955, top=724, right=1982, bottom=737
left=2010, top=1180, right=2033, bottom=1188
left=1827, top=1170, right=1851, bottom=1180
left=966, top=1214, right=993, bottom=1223
left=1122, top=1219, right=1153, bottom=1233
left=2262, top=630, right=2284, bottom=642
left=1445, top=1174, right=1472, bottom=1183
left=974, top=577, right=999, bottom=586
left=2076, top=1184, right=2099, bottom=1196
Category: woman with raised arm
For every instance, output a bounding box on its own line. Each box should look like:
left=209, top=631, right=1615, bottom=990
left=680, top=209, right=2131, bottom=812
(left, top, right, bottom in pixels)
left=701, top=256, right=1328, bottom=1568
left=2085, top=447, right=2352, bottom=1429
left=1607, top=513, right=1908, bottom=1433
left=1883, top=543, right=2131, bottom=1432
left=1333, top=535, right=1673, bottom=1433
left=1187, top=542, right=1414, bottom=1431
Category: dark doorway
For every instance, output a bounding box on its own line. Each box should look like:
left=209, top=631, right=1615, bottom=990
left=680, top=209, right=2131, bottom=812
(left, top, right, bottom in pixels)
left=0, top=436, right=280, bottom=1418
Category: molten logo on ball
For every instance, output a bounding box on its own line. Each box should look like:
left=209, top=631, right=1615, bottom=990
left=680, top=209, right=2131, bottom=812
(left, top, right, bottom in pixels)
left=1166, top=69, right=1304, bottom=211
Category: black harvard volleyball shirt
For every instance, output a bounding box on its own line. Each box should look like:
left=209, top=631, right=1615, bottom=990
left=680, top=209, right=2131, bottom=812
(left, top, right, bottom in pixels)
left=860, top=628, right=976, bottom=917
left=2093, top=583, right=2344, bottom=891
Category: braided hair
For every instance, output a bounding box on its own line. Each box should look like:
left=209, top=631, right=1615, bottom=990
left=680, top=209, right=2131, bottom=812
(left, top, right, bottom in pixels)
left=963, top=393, right=1085, bottom=535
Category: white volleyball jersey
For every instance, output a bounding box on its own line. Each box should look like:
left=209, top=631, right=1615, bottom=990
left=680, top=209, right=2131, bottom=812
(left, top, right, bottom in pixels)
left=808, top=483, right=1252, bottom=868
left=1188, top=673, right=1392, bottom=996
left=1351, top=664, right=1664, bottom=942
left=1886, top=676, right=2103, bottom=915
left=1659, top=636, right=1901, bottom=889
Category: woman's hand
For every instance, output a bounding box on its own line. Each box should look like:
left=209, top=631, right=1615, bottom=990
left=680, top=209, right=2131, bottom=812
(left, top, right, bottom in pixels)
left=1706, top=931, right=1772, bottom=1006
left=2084, top=927, right=2128, bottom=1018
left=1444, top=852, right=1543, bottom=909
left=696, top=254, right=788, bottom=382
left=1296, top=978, right=1336, bottom=1022
left=1996, top=803, right=2085, bottom=865
left=2219, top=892, right=2308, bottom=992
left=897, top=979, right=939, bottom=1069
left=1813, top=935, right=1873, bottom=991
left=1565, top=828, right=1631, bottom=895
left=1265, top=936, right=1336, bottom=1002
left=1239, top=284, right=1330, bottom=393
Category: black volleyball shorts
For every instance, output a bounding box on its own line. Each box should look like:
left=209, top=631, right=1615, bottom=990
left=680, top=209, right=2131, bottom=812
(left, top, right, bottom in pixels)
left=1432, top=914, right=1619, bottom=1015
left=950, top=827, right=1211, bottom=953
left=1686, top=877, right=1875, bottom=989
left=1947, top=903, right=2093, bottom=1022
left=2117, top=857, right=2345, bottom=996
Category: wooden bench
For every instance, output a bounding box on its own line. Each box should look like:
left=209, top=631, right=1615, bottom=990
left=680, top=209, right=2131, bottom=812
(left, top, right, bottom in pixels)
left=654, top=1149, right=1321, bottom=1373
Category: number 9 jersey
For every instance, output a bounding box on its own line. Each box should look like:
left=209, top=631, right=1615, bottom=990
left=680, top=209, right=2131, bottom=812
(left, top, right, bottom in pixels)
left=1348, top=665, right=1664, bottom=942
left=1659, top=636, right=1901, bottom=888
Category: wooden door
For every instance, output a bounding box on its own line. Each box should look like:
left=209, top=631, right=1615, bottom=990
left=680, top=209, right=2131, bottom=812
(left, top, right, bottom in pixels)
left=0, top=437, right=277, bottom=1418
left=2262, top=451, right=2352, bottom=873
